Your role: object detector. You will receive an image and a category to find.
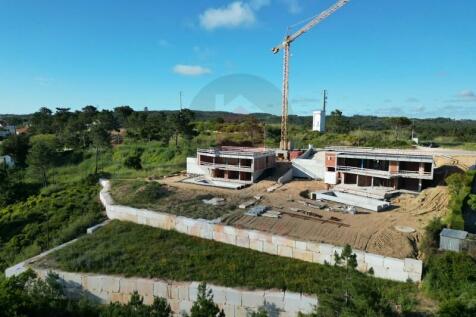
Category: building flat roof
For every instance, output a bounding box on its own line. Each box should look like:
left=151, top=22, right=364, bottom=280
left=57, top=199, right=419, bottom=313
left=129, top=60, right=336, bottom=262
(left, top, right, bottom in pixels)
left=198, top=146, right=275, bottom=157
left=325, top=146, right=434, bottom=162
left=440, top=228, right=468, bottom=240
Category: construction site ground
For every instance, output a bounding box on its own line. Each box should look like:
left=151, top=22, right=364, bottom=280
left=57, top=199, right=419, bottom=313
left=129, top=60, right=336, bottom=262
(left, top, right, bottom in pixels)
left=153, top=172, right=451, bottom=260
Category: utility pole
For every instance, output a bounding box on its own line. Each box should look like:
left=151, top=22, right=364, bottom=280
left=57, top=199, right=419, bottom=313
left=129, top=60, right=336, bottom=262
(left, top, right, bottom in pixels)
left=179, top=91, right=183, bottom=110
left=323, top=89, right=328, bottom=113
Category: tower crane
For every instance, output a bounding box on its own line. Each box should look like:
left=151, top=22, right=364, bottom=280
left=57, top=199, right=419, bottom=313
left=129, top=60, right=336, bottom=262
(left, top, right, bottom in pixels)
left=272, top=0, right=350, bottom=151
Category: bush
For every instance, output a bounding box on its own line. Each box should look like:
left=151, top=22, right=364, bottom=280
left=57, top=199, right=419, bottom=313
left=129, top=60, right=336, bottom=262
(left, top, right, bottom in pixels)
left=444, top=171, right=476, bottom=229
left=424, top=252, right=476, bottom=301
left=423, top=251, right=476, bottom=315
left=420, top=217, right=445, bottom=259
left=0, top=182, right=104, bottom=272
left=124, top=155, right=142, bottom=170
left=135, top=182, right=167, bottom=202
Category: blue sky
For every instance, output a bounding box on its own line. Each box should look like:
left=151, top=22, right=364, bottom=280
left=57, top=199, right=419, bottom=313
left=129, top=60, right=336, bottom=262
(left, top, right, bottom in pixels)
left=0, top=0, right=475, bottom=118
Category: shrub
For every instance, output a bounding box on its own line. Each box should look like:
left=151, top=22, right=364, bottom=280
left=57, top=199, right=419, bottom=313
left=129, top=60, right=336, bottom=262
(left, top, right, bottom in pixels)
left=420, top=217, right=445, bottom=259
left=444, top=171, right=476, bottom=229
left=188, top=282, right=224, bottom=317
left=124, top=155, right=142, bottom=170
left=135, top=182, right=167, bottom=202
left=0, top=182, right=104, bottom=272
left=424, top=252, right=476, bottom=301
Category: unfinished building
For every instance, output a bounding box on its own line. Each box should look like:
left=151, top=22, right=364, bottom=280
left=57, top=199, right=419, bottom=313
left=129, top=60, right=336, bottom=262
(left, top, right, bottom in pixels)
left=187, top=147, right=276, bottom=184
left=324, top=148, right=434, bottom=192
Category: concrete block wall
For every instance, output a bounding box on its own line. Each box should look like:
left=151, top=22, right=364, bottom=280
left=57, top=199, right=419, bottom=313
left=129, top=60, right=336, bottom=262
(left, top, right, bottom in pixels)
left=99, top=180, right=422, bottom=282
left=31, top=268, right=317, bottom=317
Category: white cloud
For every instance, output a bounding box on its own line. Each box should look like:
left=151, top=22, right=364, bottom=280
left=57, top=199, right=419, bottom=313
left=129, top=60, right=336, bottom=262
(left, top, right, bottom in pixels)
left=250, top=0, right=271, bottom=10
left=280, top=0, right=302, bottom=14
left=173, top=64, right=211, bottom=76
left=446, top=89, right=476, bottom=103
left=199, top=2, right=256, bottom=30
left=458, top=89, right=476, bottom=99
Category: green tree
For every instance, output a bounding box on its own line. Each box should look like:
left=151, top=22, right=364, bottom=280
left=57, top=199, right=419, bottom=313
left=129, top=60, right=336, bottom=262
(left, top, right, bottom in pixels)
left=62, top=114, right=89, bottom=149
left=114, top=105, right=135, bottom=125
left=0, top=169, right=14, bottom=208
left=27, top=138, right=58, bottom=186
left=326, top=110, right=349, bottom=134
left=386, top=116, right=411, bottom=139
left=90, top=125, right=111, bottom=174
left=189, top=282, right=225, bottom=317
left=30, top=107, right=54, bottom=134
left=1, top=134, right=30, bottom=166
left=143, top=113, right=173, bottom=144
left=170, top=109, right=196, bottom=147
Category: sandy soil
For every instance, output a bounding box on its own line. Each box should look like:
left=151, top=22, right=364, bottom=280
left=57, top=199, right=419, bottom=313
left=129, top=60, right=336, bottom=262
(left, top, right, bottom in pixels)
left=158, top=172, right=450, bottom=259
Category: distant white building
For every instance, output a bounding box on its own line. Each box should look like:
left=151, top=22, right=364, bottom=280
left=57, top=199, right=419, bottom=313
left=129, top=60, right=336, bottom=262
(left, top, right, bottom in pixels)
left=0, top=155, right=15, bottom=168
left=0, top=125, right=16, bottom=138
left=312, top=110, right=325, bottom=132
left=312, top=90, right=327, bottom=132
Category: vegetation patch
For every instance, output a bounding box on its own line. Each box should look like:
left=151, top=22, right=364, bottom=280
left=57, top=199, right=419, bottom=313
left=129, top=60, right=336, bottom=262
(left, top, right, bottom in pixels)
left=423, top=252, right=476, bottom=316
left=43, top=221, right=419, bottom=316
left=0, top=182, right=105, bottom=272
left=444, top=170, right=476, bottom=229
left=110, top=180, right=234, bottom=220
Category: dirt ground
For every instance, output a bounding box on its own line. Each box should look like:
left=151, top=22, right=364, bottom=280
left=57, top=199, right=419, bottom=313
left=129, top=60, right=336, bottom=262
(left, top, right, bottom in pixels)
left=158, top=173, right=451, bottom=259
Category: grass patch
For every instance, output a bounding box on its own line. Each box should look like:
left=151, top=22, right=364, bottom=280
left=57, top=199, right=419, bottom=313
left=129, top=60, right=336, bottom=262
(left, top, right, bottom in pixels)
left=43, top=221, right=419, bottom=315
left=110, top=180, right=234, bottom=220
left=0, top=182, right=105, bottom=272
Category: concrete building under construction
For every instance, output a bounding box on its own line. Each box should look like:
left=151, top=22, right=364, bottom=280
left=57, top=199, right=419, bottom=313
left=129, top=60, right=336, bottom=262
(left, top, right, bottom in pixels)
left=186, top=146, right=276, bottom=184
left=324, top=148, right=434, bottom=191
left=293, top=147, right=435, bottom=192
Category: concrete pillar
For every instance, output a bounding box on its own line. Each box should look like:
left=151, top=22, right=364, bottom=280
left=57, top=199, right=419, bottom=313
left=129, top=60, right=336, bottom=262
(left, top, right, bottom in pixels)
left=342, top=173, right=345, bottom=184
left=419, top=162, right=424, bottom=175
left=356, top=175, right=360, bottom=186
left=418, top=179, right=422, bottom=191
left=371, top=177, right=374, bottom=187
left=361, top=159, right=364, bottom=169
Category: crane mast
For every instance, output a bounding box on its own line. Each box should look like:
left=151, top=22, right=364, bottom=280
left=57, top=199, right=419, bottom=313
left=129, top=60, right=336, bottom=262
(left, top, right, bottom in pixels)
left=272, top=0, right=350, bottom=151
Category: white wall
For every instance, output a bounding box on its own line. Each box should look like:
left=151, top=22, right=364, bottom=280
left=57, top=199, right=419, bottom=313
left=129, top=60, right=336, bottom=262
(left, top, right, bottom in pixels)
left=186, top=157, right=206, bottom=176
left=29, top=268, right=317, bottom=317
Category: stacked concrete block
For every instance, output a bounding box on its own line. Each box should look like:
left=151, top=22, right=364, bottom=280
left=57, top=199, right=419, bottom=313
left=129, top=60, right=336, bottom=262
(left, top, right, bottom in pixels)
left=49, top=270, right=318, bottom=316
left=98, top=180, right=423, bottom=283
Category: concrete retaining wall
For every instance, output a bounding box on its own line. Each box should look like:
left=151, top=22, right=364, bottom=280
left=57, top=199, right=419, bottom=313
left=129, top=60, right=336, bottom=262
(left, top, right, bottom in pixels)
left=100, top=180, right=422, bottom=282
left=30, top=268, right=317, bottom=317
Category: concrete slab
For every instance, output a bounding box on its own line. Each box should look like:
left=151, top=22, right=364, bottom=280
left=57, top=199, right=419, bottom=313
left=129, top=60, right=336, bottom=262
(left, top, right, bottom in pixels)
left=241, top=290, right=265, bottom=308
